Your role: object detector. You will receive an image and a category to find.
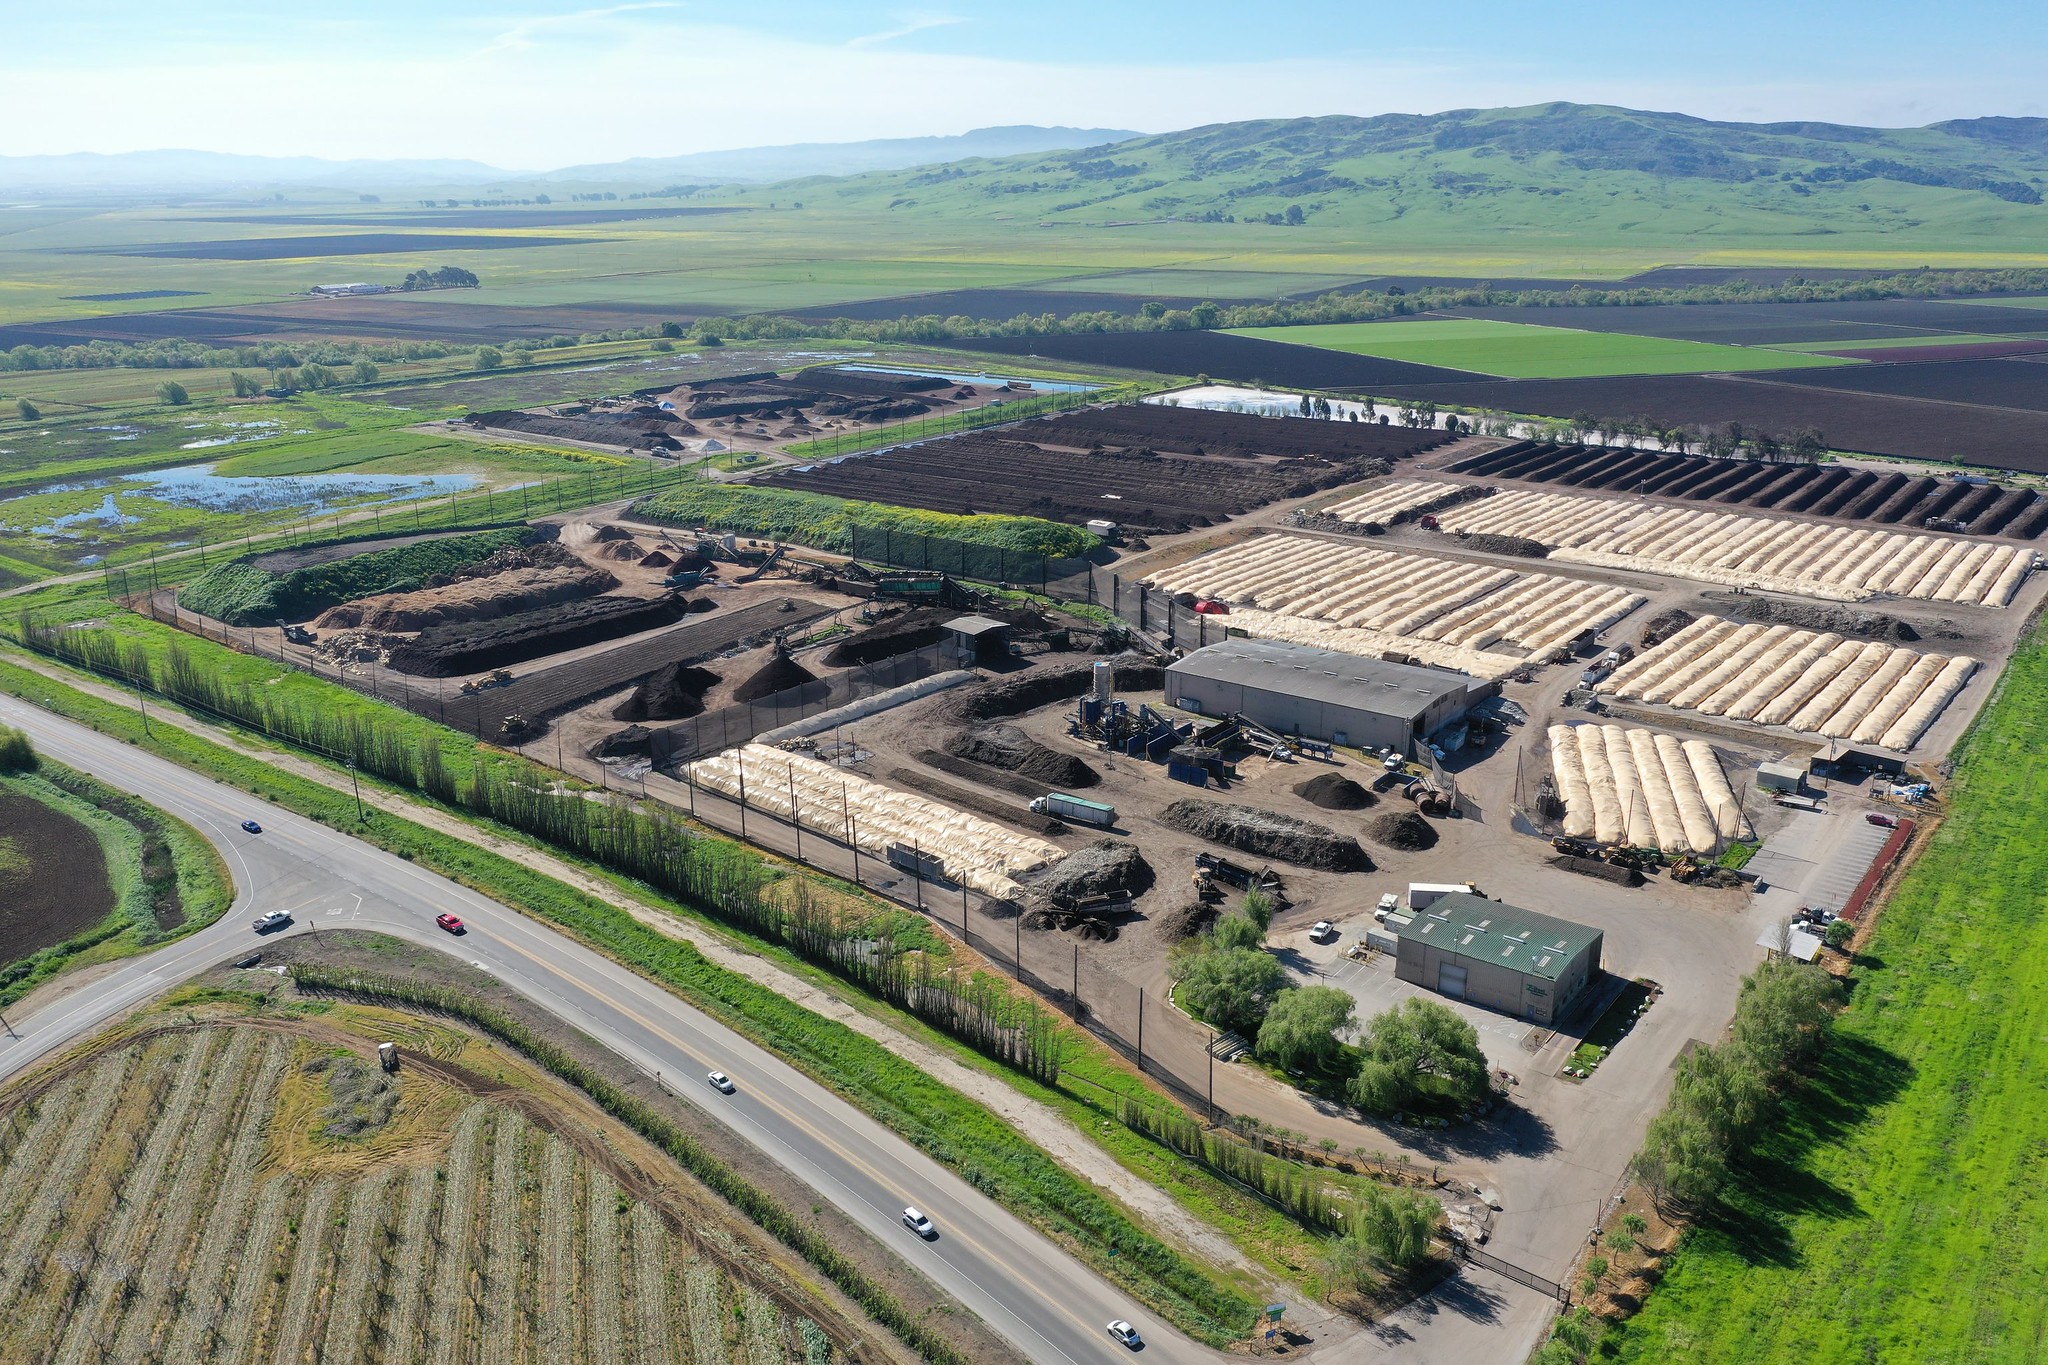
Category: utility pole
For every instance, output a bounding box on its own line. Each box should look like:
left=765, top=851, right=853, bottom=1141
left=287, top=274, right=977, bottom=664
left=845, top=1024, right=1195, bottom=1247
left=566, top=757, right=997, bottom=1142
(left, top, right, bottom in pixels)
left=1071, top=943, right=1080, bottom=1021
left=789, top=768, right=802, bottom=862
left=1137, top=989, right=1144, bottom=1072
left=348, top=762, right=363, bottom=822
left=1208, top=1029, right=1218, bottom=1119
left=736, top=760, right=748, bottom=840
left=134, top=683, right=152, bottom=737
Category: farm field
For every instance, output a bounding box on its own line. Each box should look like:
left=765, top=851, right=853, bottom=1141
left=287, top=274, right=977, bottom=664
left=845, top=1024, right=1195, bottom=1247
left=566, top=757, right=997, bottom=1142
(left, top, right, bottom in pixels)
left=1225, top=317, right=1856, bottom=378
left=1446, top=443, right=2048, bottom=538
left=953, top=329, right=1483, bottom=385
left=1446, top=297, right=2048, bottom=344
left=1606, top=617, right=2048, bottom=1364
left=1374, top=372, right=2048, bottom=471
left=0, top=1003, right=864, bottom=1365
left=1757, top=356, right=2048, bottom=413
left=0, top=782, right=115, bottom=965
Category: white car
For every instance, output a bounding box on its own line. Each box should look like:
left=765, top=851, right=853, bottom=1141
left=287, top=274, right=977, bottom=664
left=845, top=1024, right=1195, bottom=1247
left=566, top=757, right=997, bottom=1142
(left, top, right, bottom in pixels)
left=1107, top=1320, right=1142, bottom=1348
left=901, top=1207, right=936, bottom=1239
left=707, top=1071, right=735, bottom=1094
left=1309, top=920, right=1336, bottom=942
left=251, top=910, right=292, bottom=933
left=1376, top=893, right=1401, bottom=921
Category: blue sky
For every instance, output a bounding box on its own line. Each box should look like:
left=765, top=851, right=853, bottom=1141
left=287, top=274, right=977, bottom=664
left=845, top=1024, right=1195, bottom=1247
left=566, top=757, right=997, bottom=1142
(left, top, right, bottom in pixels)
left=4, top=1, right=2044, bottom=165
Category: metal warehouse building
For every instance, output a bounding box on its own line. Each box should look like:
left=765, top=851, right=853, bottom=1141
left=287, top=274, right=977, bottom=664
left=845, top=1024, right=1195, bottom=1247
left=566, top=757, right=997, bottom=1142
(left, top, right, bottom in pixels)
left=1164, top=638, right=1488, bottom=753
left=1392, top=892, right=1602, bottom=1026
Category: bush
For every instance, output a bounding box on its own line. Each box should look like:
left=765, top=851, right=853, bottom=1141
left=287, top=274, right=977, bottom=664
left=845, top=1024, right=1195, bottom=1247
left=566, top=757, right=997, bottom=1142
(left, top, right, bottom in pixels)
left=1209, top=910, right=1265, bottom=951
left=476, top=346, right=504, bottom=369
left=1177, top=947, right=1286, bottom=1037
left=1347, top=998, right=1491, bottom=1117
left=15, top=398, right=37, bottom=421
left=156, top=381, right=190, bottom=405
left=1825, top=918, right=1855, bottom=949
left=0, top=724, right=36, bottom=774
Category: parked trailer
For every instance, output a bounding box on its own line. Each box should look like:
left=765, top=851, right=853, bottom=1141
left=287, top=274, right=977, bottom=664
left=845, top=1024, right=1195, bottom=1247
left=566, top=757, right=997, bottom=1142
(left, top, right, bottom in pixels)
left=1029, top=792, right=1118, bottom=828
left=1408, top=881, right=1477, bottom=912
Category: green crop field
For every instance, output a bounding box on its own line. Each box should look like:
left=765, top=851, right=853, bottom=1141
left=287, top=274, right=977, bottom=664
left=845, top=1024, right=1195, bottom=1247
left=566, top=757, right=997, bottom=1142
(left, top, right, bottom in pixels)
left=1225, top=317, right=1857, bottom=378
left=1763, top=332, right=2042, bottom=352
left=1607, top=624, right=2048, bottom=1364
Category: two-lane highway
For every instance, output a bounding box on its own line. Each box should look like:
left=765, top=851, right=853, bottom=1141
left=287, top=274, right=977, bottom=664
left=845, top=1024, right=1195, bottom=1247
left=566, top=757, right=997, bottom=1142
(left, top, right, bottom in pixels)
left=0, top=696, right=1207, bottom=1364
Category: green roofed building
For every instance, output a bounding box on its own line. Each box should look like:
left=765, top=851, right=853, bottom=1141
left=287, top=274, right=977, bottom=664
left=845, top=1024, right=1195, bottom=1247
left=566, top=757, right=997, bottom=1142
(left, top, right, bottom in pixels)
left=1391, top=892, right=1602, bottom=1025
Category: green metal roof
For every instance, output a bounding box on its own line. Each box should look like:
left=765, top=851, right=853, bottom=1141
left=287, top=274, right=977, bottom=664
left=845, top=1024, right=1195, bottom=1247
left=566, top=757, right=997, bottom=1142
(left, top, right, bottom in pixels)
left=1391, top=892, right=1600, bottom=982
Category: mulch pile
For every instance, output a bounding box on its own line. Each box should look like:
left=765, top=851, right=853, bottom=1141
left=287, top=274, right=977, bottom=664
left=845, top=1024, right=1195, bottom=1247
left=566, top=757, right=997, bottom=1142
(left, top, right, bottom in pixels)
left=1735, top=599, right=1923, bottom=642
left=1370, top=809, right=1438, bottom=851
left=592, top=725, right=654, bottom=758
left=944, top=725, right=1100, bottom=789
left=1454, top=532, right=1548, bottom=559
left=824, top=608, right=952, bottom=667
left=595, top=540, right=647, bottom=561
left=1155, top=902, right=1219, bottom=943
left=613, top=662, right=720, bottom=721
left=1157, top=799, right=1372, bottom=872
left=733, top=649, right=818, bottom=703
left=1294, top=772, right=1375, bottom=810
left=943, top=660, right=1165, bottom=724
left=638, top=549, right=674, bottom=568
left=1022, top=839, right=1154, bottom=906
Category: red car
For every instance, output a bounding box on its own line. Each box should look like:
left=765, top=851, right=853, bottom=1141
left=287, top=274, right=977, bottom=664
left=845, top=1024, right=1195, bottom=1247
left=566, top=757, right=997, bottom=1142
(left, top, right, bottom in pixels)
left=1865, top=812, right=1898, bottom=829
left=435, top=913, right=466, bottom=934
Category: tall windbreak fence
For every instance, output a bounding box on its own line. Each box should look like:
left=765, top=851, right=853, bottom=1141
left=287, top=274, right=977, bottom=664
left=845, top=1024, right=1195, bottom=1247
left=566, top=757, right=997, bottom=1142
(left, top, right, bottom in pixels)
left=649, top=643, right=952, bottom=764
left=845, top=525, right=1103, bottom=601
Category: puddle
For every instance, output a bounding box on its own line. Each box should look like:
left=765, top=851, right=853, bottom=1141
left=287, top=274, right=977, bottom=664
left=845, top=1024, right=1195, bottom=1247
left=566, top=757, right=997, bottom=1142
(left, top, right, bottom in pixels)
left=20, top=462, right=483, bottom=537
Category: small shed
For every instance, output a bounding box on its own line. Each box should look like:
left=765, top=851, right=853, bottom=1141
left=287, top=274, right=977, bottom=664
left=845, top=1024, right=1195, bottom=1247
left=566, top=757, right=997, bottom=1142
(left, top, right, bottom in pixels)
left=1757, top=924, right=1824, bottom=963
left=943, top=615, right=1011, bottom=666
left=1758, top=760, right=1807, bottom=794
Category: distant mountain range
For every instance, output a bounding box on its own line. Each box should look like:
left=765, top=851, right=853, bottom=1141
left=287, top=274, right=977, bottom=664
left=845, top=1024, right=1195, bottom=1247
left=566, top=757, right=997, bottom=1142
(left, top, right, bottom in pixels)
left=0, top=127, right=1142, bottom=193
left=794, top=105, right=2048, bottom=238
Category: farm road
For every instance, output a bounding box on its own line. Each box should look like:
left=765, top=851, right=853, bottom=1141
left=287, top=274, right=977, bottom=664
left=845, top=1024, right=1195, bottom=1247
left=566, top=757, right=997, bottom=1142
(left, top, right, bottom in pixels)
left=0, top=696, right=1197, bottom=1365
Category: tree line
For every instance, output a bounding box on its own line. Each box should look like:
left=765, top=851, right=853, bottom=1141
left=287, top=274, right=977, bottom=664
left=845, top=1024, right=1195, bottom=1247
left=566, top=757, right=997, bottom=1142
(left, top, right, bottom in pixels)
left=1631, top=952, right=1843, bottom=1211
left=16, top=613, right=1068, bottom=1087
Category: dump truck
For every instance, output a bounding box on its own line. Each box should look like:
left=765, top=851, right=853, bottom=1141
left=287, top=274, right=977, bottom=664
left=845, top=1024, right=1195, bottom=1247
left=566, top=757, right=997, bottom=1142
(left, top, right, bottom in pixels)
left=1029, top=792, right=1117, bottom=828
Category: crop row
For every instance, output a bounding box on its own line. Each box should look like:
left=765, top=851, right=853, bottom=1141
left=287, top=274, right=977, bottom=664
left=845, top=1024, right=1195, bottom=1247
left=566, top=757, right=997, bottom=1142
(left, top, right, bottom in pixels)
left=1435, top=488, right=2033, bottom=605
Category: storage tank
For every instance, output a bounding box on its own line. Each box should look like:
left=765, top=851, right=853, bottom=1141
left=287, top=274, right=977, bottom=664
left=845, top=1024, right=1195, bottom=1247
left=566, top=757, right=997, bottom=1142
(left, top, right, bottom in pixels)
left=1093, top=659, right=1115, bottom=705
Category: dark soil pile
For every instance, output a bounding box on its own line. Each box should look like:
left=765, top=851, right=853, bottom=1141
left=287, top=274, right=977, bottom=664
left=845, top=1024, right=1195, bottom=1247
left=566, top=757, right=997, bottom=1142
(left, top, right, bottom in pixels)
left=1294, top=772, right=1375, bottom=810
left=944, top=660, right=1165, bottom=724
left=944, top=725, right=1100, bottom=789
left=1155, top=902, right=1219, bottom=943
left=638, top=549, right=674, bottom=568
left=1639, top=608, right=1697, bottom=650
left=594, top=539, right=647, bottom=561
left=1157, top=800, right=1372, bottom=872
left=590, top=524, right=636, bottom=542
left=824, top=608, right=952, bottom=667
left=917, top=749, right=1046, bottom=798
left=1735, top=599, right=1922, bottom=642
left=1370, top=809, right=1438, bottom=851
left=387, top=594, right=694, bottom=677
left=685, top=597, right=718, bottom=614
left=1453, top=532, right=1549, bottom=559
left=671, top=550, right=713, bottom=573
left=592, top=725, right=654, bottom=758
left=733, top=649, right=819, bottom=703
left=1022, top=839, right=1154, bottom=905
left=613, top=662, right=720, bottom=720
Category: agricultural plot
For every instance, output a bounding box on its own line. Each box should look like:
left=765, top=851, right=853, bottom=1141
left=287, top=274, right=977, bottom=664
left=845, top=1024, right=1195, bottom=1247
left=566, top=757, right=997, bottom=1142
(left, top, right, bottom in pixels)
left=952, top=330, right=1484, bottom=386
left=0, top=786, right=114, bottom=964
left=64, top=233, right=592, bottom=261
left=1433, top=489, right=2034, bottom=605
left=1225, top=318, right=1853, bottom=378
left=1374, top=372, right=2048, bottom=472
left=1447, top=443, right=2048, bottom=538
left=1547, top=724, right=1747, bottom=852
left=1144, top=533, right=1643, bottom=676
left=684, top=743, right=1065, bottom=897
left=1444, top=298, right=2048, bottom=344
left=1030, top=404, right=1451, bottom=462
left=0, top=1019, right=848, bottom=1365
left=1598, top=615, right=1978, bottom=749
left=1758, top=356, right=2048, bottom=414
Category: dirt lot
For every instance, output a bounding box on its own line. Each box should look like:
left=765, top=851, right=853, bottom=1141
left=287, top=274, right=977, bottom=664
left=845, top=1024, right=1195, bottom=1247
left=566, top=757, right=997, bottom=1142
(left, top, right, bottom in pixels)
left=760, top=403, right=1449, bottom=534
left=0, top=788, right=113, bottom=964
left=1449, top=441, right=2048, bottom=538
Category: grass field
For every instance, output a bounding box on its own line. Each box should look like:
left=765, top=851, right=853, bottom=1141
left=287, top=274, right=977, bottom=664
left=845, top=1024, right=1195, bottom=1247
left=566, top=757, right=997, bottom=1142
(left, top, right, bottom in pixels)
left=1606, top=621, right=2048, bottom=1364
left=1763, top=332, right=2040, bottom=352
left=1224, top=317, right=1858, bottom=378
left=0, top=1006, right=853, bottom=1364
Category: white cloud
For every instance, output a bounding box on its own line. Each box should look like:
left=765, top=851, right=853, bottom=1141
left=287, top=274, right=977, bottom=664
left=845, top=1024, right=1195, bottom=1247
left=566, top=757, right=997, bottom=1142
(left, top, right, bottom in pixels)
left=480, top=1, right=683, bottom=55
left=848, top=12, right=967, bottom=48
